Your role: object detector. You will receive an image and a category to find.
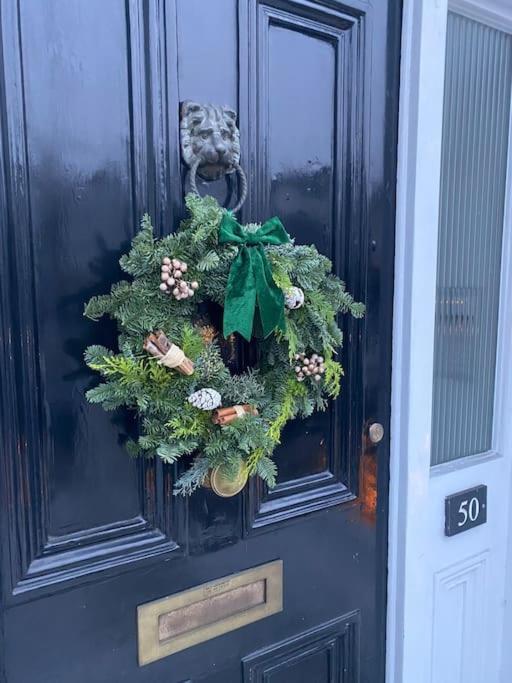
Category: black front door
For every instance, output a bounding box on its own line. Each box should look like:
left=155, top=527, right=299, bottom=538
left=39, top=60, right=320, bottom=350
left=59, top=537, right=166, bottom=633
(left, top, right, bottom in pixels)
left=0, top=1, right=401, bottom=681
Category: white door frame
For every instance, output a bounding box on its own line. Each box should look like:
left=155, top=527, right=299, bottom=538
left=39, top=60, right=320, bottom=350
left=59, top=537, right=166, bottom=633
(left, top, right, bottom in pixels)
left=386, top=2, right=448, bottom=680
left=387, top=1, right=512, bottom=681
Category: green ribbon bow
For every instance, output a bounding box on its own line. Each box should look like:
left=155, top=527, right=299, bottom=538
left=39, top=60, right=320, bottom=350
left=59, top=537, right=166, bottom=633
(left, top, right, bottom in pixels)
left=219, top=213, right=291, bottom=341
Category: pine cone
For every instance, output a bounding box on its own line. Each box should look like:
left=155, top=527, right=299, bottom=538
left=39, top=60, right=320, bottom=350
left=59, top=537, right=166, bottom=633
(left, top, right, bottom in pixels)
left=188, top=388, right=222, bottom=411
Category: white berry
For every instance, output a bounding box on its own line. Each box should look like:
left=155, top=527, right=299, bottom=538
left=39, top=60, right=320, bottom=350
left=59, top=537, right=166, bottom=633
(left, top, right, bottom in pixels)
left=159, top=283, right=167, bottom=291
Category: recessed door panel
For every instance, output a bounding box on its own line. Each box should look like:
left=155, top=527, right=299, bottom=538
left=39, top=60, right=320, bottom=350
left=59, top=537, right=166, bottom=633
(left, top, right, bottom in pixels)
left=21, top=0, right=139, bottom=538
left=244, top=1, right=365, bottom=531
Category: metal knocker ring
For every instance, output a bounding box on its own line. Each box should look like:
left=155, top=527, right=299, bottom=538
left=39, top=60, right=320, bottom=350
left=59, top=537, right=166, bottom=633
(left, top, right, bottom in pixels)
left=188, top=159, right=248, bottom=214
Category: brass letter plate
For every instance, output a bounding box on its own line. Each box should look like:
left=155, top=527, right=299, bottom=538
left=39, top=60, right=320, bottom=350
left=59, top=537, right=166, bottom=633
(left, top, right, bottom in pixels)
left=137, top=560, right=283, bottom=666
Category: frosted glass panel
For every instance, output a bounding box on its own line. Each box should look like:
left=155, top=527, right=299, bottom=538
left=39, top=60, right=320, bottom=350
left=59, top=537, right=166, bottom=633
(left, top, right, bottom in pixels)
left=431, top=13, right=512, bottom=466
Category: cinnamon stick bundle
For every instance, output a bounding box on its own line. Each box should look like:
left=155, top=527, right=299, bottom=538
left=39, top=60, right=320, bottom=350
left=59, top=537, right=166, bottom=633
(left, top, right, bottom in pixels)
left=212, top=404, right=258, bottom=426
left=143, top=331, right=194, bottom=376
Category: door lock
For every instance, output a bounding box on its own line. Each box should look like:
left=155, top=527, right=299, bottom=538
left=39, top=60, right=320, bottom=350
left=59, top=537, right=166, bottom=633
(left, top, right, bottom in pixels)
left=368, top=422, right=385, bottom=444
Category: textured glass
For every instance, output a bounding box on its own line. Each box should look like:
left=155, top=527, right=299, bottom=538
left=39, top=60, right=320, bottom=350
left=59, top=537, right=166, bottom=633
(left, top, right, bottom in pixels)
left=431, top=13, right=512, bottom=466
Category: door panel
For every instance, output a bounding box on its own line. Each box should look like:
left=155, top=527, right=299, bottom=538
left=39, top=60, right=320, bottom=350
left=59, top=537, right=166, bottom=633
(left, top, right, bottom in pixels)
left=0, top=0, right=178, bottom=598
left=0, top=1, right=401, bottom=681
left=426, top=11, right=512, bottom=683
left=243, top=0, right=366, bottom=533
left=242, top=615, right=359, bottom=682
left=23, top=0, right=142, bottom=537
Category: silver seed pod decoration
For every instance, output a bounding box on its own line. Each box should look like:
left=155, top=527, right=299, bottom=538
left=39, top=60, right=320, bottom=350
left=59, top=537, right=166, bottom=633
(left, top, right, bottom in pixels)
left=159, top=256, right=199, bottom=301
left=284, top=286, right=305, bottom=310
left=188, top=388, right=222, bottom=411
left=293, top=352, right=326, bottom=383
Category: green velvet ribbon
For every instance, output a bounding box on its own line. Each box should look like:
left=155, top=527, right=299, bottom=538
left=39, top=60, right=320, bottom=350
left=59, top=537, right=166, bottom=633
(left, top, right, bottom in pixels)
left=219, top=213, right=291, bottom=341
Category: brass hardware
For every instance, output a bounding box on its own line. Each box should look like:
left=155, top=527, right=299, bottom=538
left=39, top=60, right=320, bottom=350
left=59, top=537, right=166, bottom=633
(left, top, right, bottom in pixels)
left=207, top=461, right=248, bottom=497
left=202, top=459, right=248, bottom=497
left=368, top=422, right=385, bottom=444
left=158, top=580, right=266, bottom=642
left=137, top=560, right=283, bottom=666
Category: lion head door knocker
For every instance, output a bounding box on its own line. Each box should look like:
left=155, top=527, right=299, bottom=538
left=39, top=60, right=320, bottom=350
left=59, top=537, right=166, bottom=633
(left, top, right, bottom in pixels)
left=180, top=101, right=247, bottom=213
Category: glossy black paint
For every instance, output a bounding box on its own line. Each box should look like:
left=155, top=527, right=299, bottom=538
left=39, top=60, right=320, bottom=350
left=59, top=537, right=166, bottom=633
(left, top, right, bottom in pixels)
left=0, top=1, right=401, bottom=682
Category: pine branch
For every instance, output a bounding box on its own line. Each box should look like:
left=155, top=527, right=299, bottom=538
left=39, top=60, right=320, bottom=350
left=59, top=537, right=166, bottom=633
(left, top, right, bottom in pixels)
left=256, top=456, right=277, bottom=488
left=173, top=457, right=211, bottom=496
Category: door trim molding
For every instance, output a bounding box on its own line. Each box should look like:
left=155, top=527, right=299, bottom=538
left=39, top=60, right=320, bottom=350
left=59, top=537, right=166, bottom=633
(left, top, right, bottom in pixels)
left=495, top=11, right=512, bottom=680
left=449, top=0, right=512, bottom=32
left=430, top=450, right=503, bottom=478
left=386, top=1, right=449, bottom=681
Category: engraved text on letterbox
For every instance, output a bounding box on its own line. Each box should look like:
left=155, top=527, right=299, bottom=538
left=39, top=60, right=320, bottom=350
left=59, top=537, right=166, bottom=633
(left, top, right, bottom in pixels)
left=158, top=579, right=266, bottom=642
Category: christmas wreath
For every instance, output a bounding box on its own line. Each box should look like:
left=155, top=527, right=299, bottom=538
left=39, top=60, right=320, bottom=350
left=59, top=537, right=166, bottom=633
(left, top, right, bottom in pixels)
left=84, top=195, right=364, bottom=496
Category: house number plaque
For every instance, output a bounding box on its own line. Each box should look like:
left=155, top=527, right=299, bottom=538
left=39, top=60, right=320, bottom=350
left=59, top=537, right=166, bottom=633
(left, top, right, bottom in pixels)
left=445, top=485, right=487, bottom=537
left=137, top=560, right=283, bottom=666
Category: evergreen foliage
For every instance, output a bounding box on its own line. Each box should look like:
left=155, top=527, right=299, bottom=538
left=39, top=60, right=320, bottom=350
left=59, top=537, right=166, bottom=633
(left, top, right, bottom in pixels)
left=84, top=194, right=364, bottom=495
